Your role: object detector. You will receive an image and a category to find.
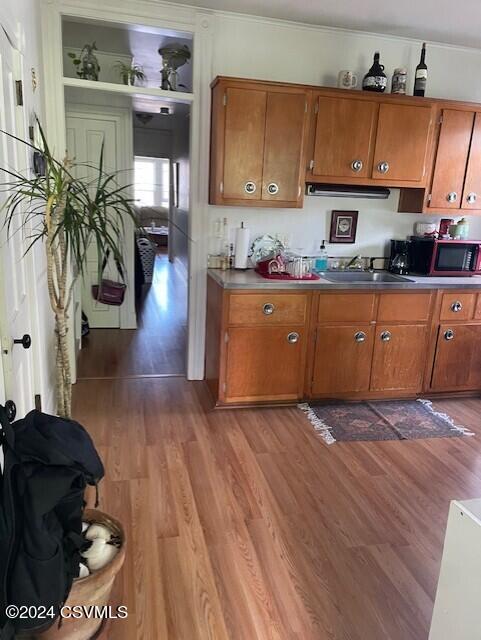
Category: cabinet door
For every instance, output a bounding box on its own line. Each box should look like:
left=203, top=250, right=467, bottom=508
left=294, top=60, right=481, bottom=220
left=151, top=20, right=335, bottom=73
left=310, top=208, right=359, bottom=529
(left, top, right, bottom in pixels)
left=430, top=110, right=474, bottom=209
left=431, top=324, right=481, bottom=391
left=262, top=91, right=307, bottom=203
left=462, top=112, right=481, bottom=210
left=372, top=103, right=433, bottom=182
left=223, top=87, right=266, bottom=200
left=311, top=325, right=374, bottom=396
left=312, top=96, right=377, bottom=179
left=224, top=326, right=306, bottom=402
left=370, top=325, right=427, bottom=392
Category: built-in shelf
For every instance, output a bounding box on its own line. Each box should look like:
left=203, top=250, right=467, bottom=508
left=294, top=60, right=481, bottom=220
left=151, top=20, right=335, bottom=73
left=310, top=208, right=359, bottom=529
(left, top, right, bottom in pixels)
left=62, top=77, right=194, bottom=104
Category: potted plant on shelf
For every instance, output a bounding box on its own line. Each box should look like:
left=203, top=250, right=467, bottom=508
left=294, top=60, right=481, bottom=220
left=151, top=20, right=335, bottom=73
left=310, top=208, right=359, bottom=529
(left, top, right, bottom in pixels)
left=0, top=120, right=138, bottom=418
left=114, top=60, right=146, bottom=86
left=67, top=42, right=101, bottom=81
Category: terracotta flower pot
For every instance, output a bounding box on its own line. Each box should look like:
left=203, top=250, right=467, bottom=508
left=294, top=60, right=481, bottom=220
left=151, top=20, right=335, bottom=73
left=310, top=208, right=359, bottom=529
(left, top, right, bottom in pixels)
left=33, top=509, right=126, bottom=640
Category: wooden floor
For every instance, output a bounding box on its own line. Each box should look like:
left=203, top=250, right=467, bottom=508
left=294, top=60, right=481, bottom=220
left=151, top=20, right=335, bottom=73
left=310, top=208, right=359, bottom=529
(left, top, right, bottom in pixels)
left=72, top=377, right=481, bottom=640
left=77, top=251, right=187, bottom=379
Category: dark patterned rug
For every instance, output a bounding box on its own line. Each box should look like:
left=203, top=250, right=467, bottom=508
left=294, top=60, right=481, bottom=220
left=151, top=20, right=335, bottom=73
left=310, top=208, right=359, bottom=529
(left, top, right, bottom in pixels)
left=298, top=399, right=474, bottom=445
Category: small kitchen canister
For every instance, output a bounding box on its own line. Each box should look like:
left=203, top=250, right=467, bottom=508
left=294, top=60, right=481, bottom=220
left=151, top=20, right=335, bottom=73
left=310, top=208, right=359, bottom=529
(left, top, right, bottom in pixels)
left=391, top=68, right=407, bottom=94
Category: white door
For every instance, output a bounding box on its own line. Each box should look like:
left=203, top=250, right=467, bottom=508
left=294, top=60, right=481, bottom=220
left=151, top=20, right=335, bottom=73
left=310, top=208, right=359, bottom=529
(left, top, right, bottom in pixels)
left=66, top=112, right=123, bottom=329
left=0, top=27, right=35, bottom=418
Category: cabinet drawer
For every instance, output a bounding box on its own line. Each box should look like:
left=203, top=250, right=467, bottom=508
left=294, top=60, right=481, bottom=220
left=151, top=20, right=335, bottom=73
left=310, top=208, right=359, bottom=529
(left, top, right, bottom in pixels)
left=440, top=292, right=476, bottom=321
left=228, top=293, right=308, bottom=325
left=377, top=292, right=432, bottom=322
left=317, top=293, right=375, bottom=323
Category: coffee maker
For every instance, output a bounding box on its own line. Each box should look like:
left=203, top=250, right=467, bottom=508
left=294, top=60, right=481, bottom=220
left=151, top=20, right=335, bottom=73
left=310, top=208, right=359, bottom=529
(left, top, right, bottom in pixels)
left=389, top=240, right=411, bottom=275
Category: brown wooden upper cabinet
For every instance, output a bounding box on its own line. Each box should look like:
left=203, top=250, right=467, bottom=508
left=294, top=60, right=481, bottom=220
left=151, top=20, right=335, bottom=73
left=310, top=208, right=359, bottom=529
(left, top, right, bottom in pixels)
left=308, top=91, right=435, bottom=187
left=209, top=77, right=309, bottom=207
left=311, top=96, right=377, bottom=179
left=429, top=109, right=481, bottom=212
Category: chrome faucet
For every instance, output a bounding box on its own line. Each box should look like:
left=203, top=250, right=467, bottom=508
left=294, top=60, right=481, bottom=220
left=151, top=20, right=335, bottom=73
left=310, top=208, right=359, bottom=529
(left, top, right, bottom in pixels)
left=345, top=255, right=365, bottom=270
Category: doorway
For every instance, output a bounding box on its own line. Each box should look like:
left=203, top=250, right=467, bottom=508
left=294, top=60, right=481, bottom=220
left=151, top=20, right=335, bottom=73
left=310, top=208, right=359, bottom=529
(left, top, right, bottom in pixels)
left=73, top=101, right=190, bottom=380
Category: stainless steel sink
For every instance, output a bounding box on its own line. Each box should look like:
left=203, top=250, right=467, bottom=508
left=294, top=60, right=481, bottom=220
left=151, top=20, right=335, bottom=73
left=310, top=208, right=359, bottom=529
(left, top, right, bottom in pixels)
left=319, top=271, right=413, bottom=283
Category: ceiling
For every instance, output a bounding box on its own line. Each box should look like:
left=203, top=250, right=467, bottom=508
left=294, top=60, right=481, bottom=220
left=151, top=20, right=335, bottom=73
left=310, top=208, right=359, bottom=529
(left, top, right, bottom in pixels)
left=175, top=0, right=481, bottom=49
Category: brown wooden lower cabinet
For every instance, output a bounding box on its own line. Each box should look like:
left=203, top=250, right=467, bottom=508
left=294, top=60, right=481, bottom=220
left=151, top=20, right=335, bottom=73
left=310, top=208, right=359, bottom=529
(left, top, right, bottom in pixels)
left=224, top=326, right=307, bottom=403
left=205, top=279, right=481, bottom=405
left=431, top=323, right=481, bottom=391
left=311, top=325, right=374, bottom=395
left=370, top=324, right=427, bottom=392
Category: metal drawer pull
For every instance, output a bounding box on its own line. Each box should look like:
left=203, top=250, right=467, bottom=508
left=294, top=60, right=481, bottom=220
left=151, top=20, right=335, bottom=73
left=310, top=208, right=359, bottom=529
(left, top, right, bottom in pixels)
left=446, top=191, right=457, bottom=203
left=377, top=161, right=389, bottom=174
left=263, top=303, right=275, bottom=315
left=467, top=192, right=477, bottom=204
left=267, top=182, right=279, bottom=195
left=354, top=331, right=366, bottom=343
left=351, top=160, right=363, bottom=172
left=451, top=301, right=463, bottom=312
left=444, top=329, right=455, bottom=341
left=244, top=181, right=256, bottom=194
left=380, top=331, right=392, bottom=342
left=287, top=332, right=299, bottom=344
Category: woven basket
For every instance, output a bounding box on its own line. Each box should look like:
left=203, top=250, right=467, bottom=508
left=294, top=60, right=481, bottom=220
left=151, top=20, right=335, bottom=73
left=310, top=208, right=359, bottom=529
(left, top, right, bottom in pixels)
left=137, top=237, right=156, bottom=284
left=34, top=509, right=126, bottom=640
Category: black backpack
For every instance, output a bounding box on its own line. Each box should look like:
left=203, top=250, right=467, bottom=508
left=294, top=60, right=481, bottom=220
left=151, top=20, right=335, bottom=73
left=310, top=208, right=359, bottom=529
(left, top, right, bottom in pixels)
left=0, top=405, right=104, bottom=638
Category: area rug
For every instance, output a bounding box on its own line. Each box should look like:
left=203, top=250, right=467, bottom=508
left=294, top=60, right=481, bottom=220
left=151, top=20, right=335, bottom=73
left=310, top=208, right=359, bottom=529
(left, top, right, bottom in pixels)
left=298, top=399, right=474, bottom=445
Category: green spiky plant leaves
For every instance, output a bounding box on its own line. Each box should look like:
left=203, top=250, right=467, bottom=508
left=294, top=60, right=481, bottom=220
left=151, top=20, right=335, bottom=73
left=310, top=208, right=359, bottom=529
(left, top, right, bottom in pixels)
left=0, top=119, right=138, bottom=418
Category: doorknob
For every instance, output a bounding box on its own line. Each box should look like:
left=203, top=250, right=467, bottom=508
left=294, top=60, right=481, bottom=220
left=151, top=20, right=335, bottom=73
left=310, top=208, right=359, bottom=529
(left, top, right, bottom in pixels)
left=4, top=400, right=17, bottom=422
left=14, top=334, right=32, bottom=349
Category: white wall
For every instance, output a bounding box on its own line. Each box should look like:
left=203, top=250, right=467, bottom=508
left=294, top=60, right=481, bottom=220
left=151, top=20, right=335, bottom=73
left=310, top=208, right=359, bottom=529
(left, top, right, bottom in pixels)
left=171, top=113, right=190, bottom=269
left=1, top=0, right=56, bottom=413
left=208, top=12, right=481, bottom=256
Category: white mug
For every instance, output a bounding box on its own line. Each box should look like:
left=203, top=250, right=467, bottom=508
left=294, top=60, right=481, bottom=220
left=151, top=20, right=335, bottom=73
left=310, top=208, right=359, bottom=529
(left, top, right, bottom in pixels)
left=338, top=70, right=358, bottom=89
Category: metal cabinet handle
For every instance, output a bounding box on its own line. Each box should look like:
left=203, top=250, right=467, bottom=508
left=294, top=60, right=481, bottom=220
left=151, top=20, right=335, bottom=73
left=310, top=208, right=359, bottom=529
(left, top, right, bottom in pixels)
left=444, top=329, right=455, bottom=341
left=263, top=303, right=275, bottom=315
left=451, top=301, right=463, bottom=313
left=244, top=181, right=256, bottom=194
left=351, top=160, right=363, bottom=172
left=287, top=332, right=299, bottom=344
left=380, top=330, right=392, bottom=342
left=266, top=182, right=279, bottom=195
left=354, top=331, right=366, bottom=343
left=467, top=192, right=477, bottom=204
left=446, top=191, right=457, bottom=203
left=377, top=161, right=389, bottom=174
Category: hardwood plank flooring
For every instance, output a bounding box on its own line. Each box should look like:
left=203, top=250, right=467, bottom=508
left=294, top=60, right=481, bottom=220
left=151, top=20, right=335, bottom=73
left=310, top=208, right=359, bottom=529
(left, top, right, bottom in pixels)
left=72, top=379, right=481, bottom=639
left=77, top=251, right=187, bottom=379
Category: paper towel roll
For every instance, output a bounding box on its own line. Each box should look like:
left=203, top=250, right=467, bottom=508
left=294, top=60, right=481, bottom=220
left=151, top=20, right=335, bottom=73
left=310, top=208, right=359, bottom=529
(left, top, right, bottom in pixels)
left=234, top=223, right=250, bottom=269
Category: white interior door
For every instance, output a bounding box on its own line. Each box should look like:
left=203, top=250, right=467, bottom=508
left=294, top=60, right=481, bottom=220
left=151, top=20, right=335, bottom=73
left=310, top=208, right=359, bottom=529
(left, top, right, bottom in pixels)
left=0, top=27, right=35, bottom=418
left=66, top=111, right=125, bottom=329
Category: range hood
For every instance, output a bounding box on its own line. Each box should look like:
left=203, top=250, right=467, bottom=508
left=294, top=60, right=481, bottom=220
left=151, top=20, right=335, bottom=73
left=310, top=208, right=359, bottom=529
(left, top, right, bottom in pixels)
left=307, top=184, right=391, bottom=200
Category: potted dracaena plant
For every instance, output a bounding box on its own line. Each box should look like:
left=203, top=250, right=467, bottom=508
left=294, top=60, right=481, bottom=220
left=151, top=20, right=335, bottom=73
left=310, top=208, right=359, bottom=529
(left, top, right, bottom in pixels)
left=0, top=120, right=138, bottom=418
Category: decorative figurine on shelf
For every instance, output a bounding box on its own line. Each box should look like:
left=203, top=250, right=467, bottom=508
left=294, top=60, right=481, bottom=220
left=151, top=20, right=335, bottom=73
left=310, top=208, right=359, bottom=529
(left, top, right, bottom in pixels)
left=158, top=43, right=191, bottom=91
left=114, top=60, right=146, bottom=86
left=68, top=42, right=100, bottom=81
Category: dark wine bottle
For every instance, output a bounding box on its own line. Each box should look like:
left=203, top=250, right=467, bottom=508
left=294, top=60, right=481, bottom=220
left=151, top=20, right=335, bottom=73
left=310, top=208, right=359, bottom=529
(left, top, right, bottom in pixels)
left=414, top=43, right=427, bottom=96
left=362, top=52, right=387, bottom=92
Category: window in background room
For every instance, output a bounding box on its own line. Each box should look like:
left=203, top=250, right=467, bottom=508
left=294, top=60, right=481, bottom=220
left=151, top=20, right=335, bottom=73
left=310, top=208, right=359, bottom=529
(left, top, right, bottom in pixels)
left=134, top=156, right=170, bottom=208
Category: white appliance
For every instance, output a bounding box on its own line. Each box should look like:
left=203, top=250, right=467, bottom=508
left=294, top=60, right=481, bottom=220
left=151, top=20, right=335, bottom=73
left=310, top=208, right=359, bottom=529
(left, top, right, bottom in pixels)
left=429, top=499, right=481, bottom=640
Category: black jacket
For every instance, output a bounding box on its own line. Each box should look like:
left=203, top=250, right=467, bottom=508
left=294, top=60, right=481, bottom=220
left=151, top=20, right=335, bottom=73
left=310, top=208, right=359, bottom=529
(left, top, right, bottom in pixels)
left=0, top=406, right=104, bottom=638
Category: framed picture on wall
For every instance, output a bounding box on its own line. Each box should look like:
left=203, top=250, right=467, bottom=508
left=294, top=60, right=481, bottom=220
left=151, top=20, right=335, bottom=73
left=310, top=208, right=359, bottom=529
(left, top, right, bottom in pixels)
left=172, top=162, right=179, bottom=208
left=329, top=210, right=358, bottom=243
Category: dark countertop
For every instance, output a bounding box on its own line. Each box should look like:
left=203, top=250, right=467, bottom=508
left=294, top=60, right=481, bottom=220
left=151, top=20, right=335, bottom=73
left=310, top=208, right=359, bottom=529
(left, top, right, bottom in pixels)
left=208, top=269, right=481, bottom=290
